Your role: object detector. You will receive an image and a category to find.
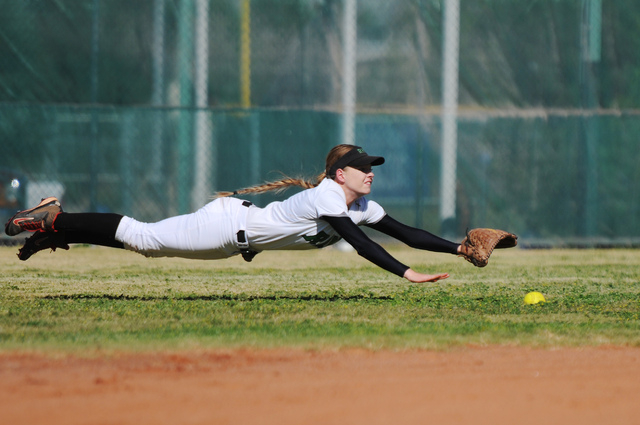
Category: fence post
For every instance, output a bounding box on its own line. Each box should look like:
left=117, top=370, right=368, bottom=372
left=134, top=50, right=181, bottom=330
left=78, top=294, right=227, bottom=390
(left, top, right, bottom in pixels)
left=89, top=0, right=100, bottom=212
left=341, top=0, right=357, bottom=146
left=440, top=0, right=459, bottom=238
left=580, top=0, right=601, bottom=237
left=177, top=0, right=194, bottom=214
left=192, top=0, right=212, bottom=209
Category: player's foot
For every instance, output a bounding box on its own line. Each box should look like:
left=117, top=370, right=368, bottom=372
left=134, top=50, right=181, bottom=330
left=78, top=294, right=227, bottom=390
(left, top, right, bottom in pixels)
left=4, top=197, right=63, bottom=236
left=17, top=230, right=70, bottom=261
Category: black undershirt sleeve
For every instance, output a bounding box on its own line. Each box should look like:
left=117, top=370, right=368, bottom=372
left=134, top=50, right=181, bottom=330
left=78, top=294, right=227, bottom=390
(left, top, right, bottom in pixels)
left=366, top=215, right=460, bottom=255
left=321, top=215, right=409, bottom=277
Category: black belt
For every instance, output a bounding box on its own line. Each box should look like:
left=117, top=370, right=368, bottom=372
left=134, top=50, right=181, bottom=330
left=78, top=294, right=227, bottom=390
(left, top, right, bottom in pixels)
left=237, top=201, right=258, bottom=262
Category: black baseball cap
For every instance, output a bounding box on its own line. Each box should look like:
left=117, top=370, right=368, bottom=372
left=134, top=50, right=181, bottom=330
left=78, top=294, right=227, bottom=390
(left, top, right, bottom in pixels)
left=328, top=146, right=385, bottom=177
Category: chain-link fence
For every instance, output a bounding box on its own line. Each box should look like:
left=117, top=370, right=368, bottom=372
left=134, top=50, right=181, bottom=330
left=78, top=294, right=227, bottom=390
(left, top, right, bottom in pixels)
left=1, top=0, right=639, bottom=245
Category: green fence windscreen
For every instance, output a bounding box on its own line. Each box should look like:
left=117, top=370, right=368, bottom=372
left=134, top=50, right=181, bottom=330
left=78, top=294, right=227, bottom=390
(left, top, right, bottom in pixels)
left=2, top=0, right=639, bottom=245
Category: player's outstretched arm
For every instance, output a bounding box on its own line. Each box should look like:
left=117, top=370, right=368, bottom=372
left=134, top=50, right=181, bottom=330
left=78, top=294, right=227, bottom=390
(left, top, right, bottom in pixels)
left=323, top=216, right=451, bottom=282
left=322, top=215, right=410, bottom=277
left=367, top=215, right=459, bottom=254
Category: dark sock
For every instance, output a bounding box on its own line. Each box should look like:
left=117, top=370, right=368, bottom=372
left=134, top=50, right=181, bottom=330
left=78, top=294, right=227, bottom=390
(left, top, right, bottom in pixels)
left=53, top=213, right=124, bottom=241
left=63, top=231, right=125, bottom=249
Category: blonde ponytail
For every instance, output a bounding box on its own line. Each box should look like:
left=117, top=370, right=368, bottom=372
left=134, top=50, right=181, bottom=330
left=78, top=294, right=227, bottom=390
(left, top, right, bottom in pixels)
left=215, top=172, right=326, bottom=199
left=216, top=144, right=353, bottom=199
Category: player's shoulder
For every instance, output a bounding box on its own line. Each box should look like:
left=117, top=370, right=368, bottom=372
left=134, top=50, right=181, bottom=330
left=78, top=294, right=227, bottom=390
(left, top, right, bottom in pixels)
left=351, top=197, right=384, bottom=213
left=351, top=196, right=374, bottom=211
left=314, top=178, right=346, bottom=200
left=349, top=197, right=386, bottom=224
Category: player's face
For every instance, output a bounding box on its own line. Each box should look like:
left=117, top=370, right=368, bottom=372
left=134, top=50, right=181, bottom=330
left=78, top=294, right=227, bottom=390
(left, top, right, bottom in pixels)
left=342, top=165, right=374, bottom=197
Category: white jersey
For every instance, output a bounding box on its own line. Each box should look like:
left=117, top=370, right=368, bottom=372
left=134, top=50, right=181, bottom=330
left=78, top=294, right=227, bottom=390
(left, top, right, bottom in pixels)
left=246, top=178, right=385, bottom=251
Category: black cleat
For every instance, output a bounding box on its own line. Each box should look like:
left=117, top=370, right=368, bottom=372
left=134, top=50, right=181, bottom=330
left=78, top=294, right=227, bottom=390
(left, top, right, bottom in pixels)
left=17, top=231, right=70, bottom=261
left=5, top=197, right=62, bottom=236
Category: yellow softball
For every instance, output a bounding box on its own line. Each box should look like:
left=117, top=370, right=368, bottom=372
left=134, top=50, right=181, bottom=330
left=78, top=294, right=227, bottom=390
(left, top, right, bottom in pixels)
left=524, top=291, right=546, bottom=305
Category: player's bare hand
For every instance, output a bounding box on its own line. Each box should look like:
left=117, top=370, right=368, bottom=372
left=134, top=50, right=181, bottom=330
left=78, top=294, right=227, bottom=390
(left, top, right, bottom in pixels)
left=403, top=269, right=450, bottom=283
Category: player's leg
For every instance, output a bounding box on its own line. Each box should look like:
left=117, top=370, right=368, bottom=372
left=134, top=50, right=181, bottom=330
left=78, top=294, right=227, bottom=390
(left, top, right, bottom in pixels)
left=17, top=229, right=126, bottom=261
left=10, top=196, right=242, bottom=260
left=5, top=196, right=123, bottom=237
left=53, top=212, right=124, bottom=242
left=16, top=213, right=126, bottom=261
left=113, top=198, right=240, bottom=259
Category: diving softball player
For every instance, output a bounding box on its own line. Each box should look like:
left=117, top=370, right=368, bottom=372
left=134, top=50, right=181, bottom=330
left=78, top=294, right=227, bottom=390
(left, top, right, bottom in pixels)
left=5, top=144, right=465, bottom=283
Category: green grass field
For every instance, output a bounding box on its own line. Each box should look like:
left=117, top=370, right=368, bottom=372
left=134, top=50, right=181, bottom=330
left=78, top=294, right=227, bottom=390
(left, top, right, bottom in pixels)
left=1, top=245, right=639, bottom=352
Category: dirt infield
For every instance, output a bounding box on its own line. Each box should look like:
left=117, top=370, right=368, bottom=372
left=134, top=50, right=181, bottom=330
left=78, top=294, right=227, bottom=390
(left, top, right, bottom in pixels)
left=1, top=346, right=639, bottom=425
